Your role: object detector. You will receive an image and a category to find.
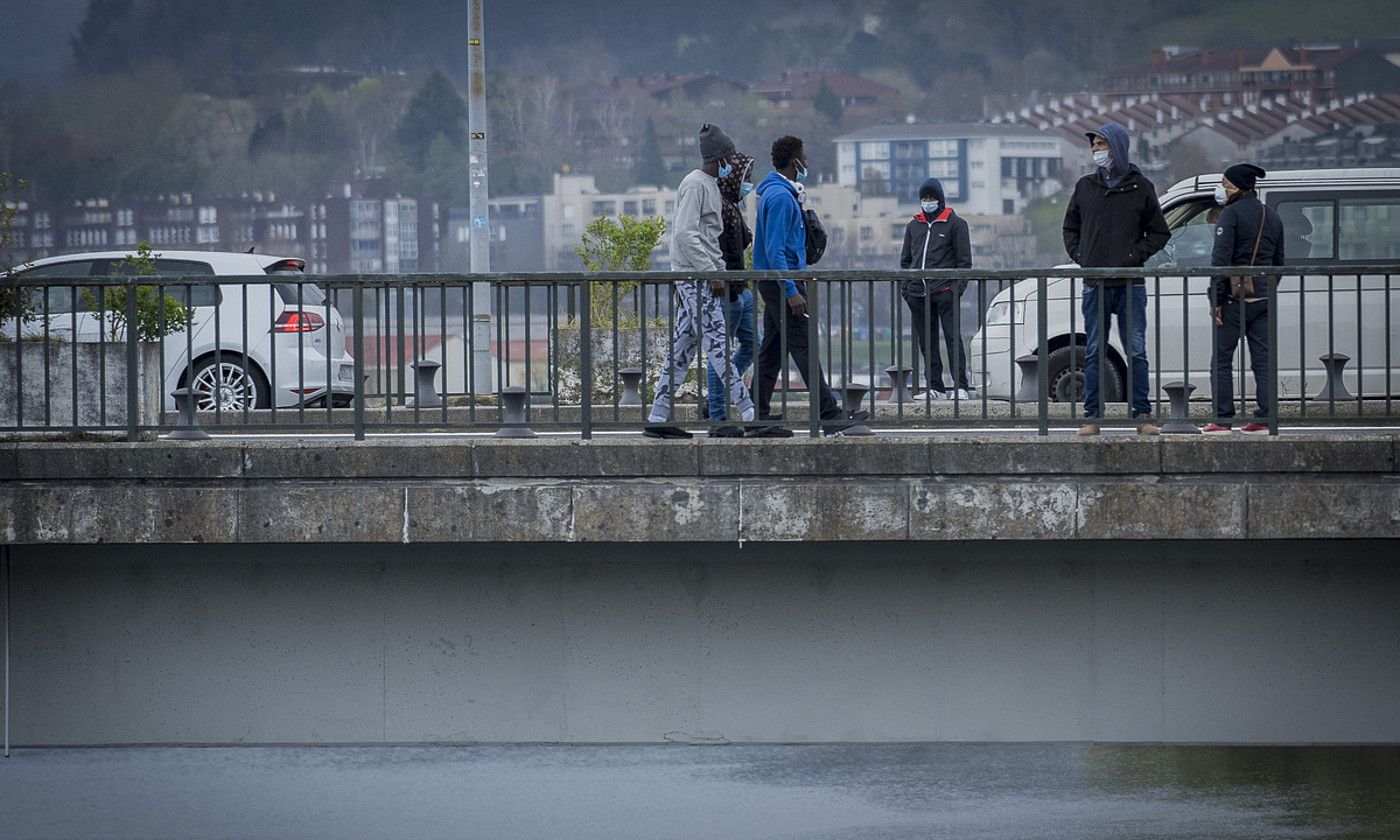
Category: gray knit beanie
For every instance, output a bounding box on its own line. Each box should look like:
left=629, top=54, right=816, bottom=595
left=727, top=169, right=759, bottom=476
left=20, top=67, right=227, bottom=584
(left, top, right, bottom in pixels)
left=699, top=123, right=736, bottom=164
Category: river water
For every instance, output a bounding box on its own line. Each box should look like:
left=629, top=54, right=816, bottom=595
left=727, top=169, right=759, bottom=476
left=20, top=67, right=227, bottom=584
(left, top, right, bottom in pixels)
left=2, top=743, right=1397, bottom=839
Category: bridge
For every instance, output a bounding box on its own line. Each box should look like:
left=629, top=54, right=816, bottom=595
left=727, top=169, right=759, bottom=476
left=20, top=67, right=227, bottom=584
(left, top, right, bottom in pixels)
left=1, top=267, right=1397, bottom=749
left=2, top=433, right=1396, bottom=746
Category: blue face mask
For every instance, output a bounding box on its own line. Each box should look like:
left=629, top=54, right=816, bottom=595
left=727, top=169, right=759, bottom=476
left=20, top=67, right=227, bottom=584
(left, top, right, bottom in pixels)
left=794, top=161, right=808, bottom=183
left=1092, top=150, right=1111, bottom=169
left=921, top=200, right=939, bottom=214
left=739, top=182, right=753, bottom=198
left=717, top=161, right=733, bottom=178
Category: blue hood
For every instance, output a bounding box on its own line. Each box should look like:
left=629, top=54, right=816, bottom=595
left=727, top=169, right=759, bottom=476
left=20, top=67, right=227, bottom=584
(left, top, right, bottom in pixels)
left=919, top=177, right=945, bottom=211
left=1089, top=122, right=1136, bottom=187
left=756, top=170, right=797, bottom=201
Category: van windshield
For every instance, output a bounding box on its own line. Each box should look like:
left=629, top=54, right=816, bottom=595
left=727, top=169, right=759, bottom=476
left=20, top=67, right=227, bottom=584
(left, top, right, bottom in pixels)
left=1148, top=198, right=1217, bottom=268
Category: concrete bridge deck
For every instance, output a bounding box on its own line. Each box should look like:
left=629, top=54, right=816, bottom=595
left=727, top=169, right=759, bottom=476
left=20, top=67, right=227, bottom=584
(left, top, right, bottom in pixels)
left=3, top=435, right=1397, bottom=544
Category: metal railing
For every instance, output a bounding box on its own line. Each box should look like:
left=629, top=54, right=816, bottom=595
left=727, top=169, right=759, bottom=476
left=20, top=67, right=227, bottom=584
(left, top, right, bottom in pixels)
left=2, top=266, right=1396, bottom=440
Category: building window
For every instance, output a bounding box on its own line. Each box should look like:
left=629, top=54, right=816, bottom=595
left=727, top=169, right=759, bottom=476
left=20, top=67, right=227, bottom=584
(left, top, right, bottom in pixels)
left=1003, top=199, right=1016, bottom=215
left=623, top=201, right=638, bottom=216
left=642, top=199, right=656, bottom=216
left=562, top=204, right=575, bottom=219
left=562, top=224, right=575, bottom=239
left=859, top=142, right=890, bottom=160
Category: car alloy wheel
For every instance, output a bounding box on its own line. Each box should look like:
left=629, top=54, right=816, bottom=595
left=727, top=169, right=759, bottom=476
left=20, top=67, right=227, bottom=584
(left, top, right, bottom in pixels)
left=191, top=361, right=259, bottom=412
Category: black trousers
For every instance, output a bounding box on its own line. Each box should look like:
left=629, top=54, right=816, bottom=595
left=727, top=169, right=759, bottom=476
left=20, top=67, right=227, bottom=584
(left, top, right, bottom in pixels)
left=904, top=290, right=969, bottom=391
left=754, top=280, right=840, bottom=420
left=1212, top=298, right=1270, bottom=421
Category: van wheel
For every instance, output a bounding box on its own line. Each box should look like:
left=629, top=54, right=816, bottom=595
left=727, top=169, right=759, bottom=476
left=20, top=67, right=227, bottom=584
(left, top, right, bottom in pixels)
left=1044, top=346, right=1124, bottom=403
left=187, top=357, right=269, bottom=412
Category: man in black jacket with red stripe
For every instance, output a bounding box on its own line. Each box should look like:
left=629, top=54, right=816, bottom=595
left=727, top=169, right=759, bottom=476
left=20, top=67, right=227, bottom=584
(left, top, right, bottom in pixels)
left=900, top=177, right=972, bottom=398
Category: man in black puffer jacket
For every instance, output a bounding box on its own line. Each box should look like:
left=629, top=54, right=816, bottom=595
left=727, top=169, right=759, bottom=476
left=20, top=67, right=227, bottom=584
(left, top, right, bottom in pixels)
left=1062, top=121, right=1171, bottom=436
left=900, top=177, right=972, bottom=398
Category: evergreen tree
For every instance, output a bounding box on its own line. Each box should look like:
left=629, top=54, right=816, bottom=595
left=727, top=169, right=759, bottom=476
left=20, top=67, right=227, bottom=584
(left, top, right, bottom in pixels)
left=71, top=0, right=136, bottom=74
left=814, top=81, right=844, bottom=127
left=396, top=70, right=467, bottom=172
left=634, top=117, right=667, bottom=187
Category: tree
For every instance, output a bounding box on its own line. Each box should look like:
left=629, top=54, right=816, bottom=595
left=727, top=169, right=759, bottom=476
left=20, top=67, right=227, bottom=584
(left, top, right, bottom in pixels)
left=0, top=172, right=35, bottom=328
left=396, top=70, right=466, bottom=172
left=83, top=242, right=190, bottom=342
left=71, top=0, right=136, bottom=75
left=814, top=81, right=844, bottom=126
left=574, top=214, right=667, bottom=326
left=634, top=118, right=667, bottom=187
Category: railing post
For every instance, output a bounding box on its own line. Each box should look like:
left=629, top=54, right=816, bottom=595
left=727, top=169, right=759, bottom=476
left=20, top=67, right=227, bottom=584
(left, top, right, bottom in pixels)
left=125, top=281, right=138, bottom=442
left=807, top=278, right=821, bottom=438
left=580, top=280, right=592, bottom=440
left=353, top=284, right=365, bottom=441
left=1037, top=277, right=1049, bottom=436
left=1268, top=274, right=1279, bottom=436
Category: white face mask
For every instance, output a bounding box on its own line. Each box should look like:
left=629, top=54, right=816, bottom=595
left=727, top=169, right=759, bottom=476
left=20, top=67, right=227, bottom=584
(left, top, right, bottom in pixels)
left=1214, top=184, right=1229, bottom=206
left=1092, top=150, right=1111, bottom=169
left=920, top=200, right=939, bottom=214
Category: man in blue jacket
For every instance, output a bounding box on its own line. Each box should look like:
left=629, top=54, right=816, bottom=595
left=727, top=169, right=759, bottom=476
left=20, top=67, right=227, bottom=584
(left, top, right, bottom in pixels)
left=749, top=135, right=863, bottom=436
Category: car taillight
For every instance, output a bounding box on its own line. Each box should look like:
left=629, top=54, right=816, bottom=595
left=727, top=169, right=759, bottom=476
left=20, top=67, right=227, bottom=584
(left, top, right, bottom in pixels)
left=273, top=311, right=325, bottom=333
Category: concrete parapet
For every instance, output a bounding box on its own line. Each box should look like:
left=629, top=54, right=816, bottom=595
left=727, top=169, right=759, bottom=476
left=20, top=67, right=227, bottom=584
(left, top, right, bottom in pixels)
left=2, top=434, right=1396, bottom=544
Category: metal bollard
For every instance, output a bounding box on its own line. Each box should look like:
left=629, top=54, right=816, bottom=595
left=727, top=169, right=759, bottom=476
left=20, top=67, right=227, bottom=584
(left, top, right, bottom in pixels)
left=1159, top=381, right=1201, bottom=435
left=165, top=388, right=210, bottom=441
left=1314, top=353, right=1354, bottom=402
left=618, top=367, right=643, bottom=407
left=1013, top=354, right=1042, bottom=403
left=412, top=360, right=442, bottom=408
left=496, top=386, right=537, bottom=438
left=837, top=384, right=875, bottom=436
left=884, top=365, right=915, bottom=405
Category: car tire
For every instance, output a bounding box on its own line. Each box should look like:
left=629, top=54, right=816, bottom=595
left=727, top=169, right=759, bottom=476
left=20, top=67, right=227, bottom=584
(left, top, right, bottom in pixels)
left=1044, top=345, right=1124, bottom=404
left=187, top=356, right=270, bottom=412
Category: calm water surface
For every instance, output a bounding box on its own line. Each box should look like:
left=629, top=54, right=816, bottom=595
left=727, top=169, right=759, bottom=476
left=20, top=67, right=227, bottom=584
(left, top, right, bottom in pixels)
left=2, top=744, right=1397, bottom=839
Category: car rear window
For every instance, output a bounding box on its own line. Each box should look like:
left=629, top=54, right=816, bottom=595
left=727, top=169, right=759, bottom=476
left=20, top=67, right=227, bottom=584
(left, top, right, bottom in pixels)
left=273, top=282, right=327, bottom=307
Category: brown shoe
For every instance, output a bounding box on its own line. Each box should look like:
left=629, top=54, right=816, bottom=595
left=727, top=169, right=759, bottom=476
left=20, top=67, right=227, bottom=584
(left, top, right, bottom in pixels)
left=1135, top=414, right=1161, bottom=436
left=1077, top=422, right=1101, bottom=437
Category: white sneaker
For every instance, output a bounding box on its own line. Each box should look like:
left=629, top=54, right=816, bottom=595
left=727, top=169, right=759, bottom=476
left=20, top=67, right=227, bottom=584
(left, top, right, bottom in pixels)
left=952, top=389, right=971, bottom=400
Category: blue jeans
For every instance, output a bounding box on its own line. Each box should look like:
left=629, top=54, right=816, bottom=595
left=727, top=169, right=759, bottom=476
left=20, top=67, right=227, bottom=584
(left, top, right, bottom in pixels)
left=706, top=287, right=756, bottom=420
left=1082, top=283, right=1151, bottom=418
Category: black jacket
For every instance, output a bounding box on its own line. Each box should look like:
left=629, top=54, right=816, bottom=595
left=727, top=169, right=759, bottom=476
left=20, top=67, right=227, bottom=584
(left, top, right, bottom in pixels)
left=1062, top=168, right=1171, bottom=284
left=719, top=212, right=752, bottom=300
left=899, top=208, right=972, bottom=297
left=1211, top=192, right=1284, bottom=306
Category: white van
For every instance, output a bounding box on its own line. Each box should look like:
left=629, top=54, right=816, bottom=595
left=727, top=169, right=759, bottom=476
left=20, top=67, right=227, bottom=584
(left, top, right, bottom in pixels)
left=974, top=169, right=1400, bottom=403
left=10, top=250, right=355, bottom=411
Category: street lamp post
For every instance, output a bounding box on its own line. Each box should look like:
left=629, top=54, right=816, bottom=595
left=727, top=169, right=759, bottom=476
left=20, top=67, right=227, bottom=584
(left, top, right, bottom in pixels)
left=467, top=0, right=493, bottom=394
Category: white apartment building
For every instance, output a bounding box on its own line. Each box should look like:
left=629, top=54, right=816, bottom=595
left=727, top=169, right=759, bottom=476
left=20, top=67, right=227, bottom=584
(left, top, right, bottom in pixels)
left=834, top=123, right=1072, bottom=216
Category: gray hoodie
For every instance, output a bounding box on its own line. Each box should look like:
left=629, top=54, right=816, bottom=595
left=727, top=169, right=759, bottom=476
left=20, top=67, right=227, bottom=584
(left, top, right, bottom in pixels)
left=669, top=169, right=724, bottom=272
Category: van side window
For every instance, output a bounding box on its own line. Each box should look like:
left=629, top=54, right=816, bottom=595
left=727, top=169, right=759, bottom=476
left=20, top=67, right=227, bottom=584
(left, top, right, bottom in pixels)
left=1275, top=201, right=1335, bottom=260
left=1338, top=198, right=1400, bottom=261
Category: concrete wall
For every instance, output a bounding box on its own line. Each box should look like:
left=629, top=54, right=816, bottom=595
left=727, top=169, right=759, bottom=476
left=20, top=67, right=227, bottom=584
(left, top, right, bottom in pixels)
left=5, top=540, right=1398, bottom=745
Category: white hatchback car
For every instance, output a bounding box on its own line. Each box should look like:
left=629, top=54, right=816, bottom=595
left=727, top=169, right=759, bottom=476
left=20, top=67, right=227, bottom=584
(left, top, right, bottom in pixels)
left=12, top=250, right=355, bottom=411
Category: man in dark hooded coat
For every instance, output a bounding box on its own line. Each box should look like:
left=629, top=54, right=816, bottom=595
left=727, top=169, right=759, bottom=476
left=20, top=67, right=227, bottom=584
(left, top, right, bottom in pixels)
left=1062, top=122, right=1171, bottom=436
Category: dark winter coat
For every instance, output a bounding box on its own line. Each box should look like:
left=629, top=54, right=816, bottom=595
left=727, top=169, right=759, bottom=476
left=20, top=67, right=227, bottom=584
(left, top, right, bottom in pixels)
left=1211, top=191, right=1285, bottom=306
left=1062, top=123, right=1170, bottom=283
left=899, top=207, right=971, bottom=297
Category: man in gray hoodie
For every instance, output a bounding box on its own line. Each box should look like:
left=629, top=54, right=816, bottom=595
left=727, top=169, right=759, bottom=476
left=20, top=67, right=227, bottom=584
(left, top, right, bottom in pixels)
left=645, top=123, right=757, bottom=439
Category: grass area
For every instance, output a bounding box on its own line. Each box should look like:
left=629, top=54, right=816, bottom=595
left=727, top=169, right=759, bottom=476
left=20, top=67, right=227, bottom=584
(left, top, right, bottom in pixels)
left=1134, top=0, right=1400, bottom=51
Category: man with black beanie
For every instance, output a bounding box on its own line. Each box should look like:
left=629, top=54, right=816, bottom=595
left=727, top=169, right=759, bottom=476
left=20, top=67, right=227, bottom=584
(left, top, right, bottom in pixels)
left=1203, top=163, right=1284, bottom=434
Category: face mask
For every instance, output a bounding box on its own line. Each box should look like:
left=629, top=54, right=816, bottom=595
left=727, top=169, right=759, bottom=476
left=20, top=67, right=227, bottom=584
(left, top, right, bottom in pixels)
left=920, top=200, right=939, bottom=214
left=1213, top=184, right=1229, bottom=206
left=1092, top=150, right=1111, bottom=169
left=717, top=161, right=733, bottom=178
left=794, top=161, right=808, bottom=182
left=739, top=182, right=753, bottom=198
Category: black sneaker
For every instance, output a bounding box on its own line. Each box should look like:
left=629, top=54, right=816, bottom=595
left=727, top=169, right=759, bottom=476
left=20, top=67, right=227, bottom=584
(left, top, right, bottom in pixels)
left=707, top=425, right=745, bottom=438
left=643, top=425, right=693, bottom=439
left=847, top=409, right=871, bottom=423
left=744, top=424, right=794, bottom=438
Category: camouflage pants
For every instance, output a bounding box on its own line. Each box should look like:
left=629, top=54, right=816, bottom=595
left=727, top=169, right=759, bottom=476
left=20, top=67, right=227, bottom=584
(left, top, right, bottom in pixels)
left=648, top=280, right=755, bottom=423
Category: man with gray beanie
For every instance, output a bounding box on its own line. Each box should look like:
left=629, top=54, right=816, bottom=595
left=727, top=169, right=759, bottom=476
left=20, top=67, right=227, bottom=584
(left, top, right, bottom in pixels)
left=645, top=123, right=757, bottom=438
